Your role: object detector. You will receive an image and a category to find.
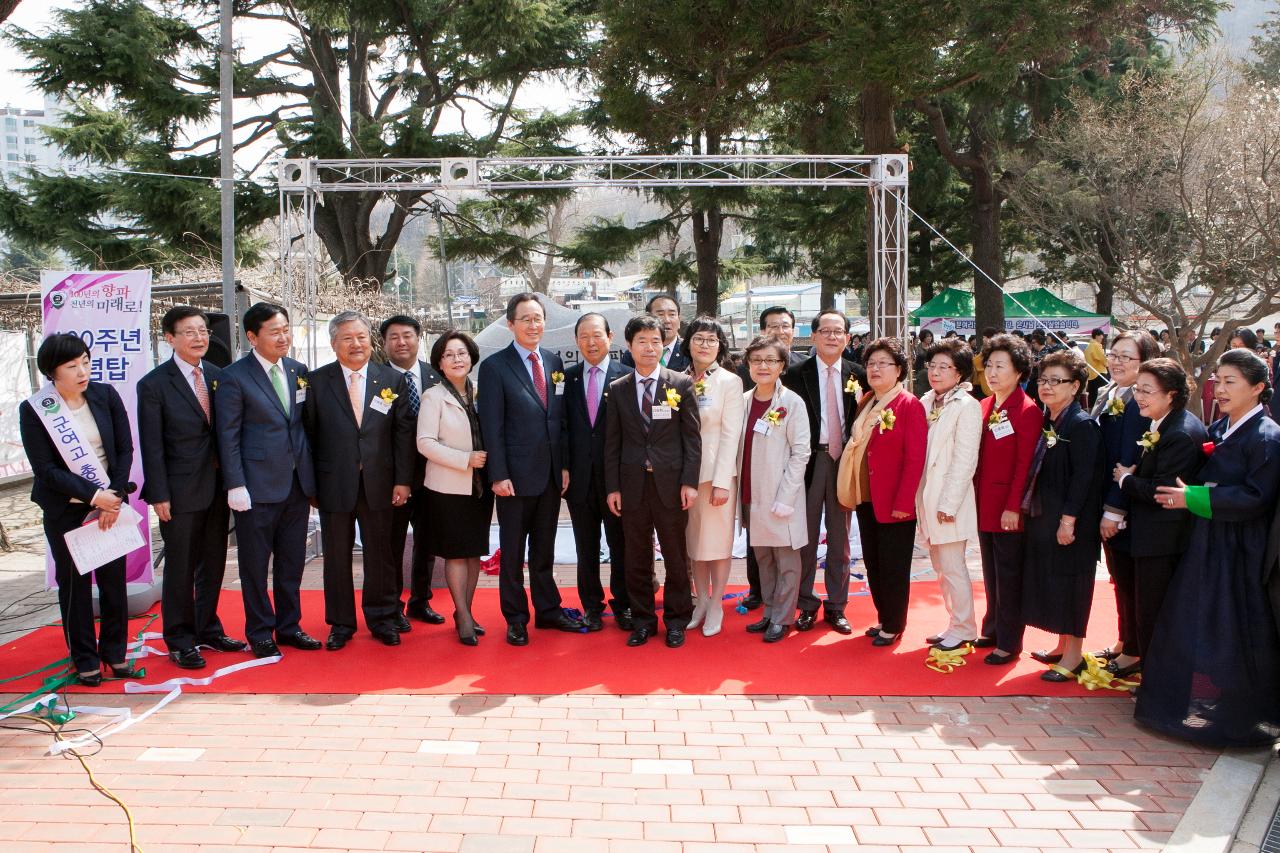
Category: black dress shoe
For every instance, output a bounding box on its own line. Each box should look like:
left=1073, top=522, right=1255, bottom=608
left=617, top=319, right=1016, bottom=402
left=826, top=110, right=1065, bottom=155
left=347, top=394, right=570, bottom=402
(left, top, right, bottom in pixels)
left=77, top=671, right=103, bottom=687
left=506, top=624, right=529, bottom=646
left=277, top=631, right=322, bottom=651
left=741, top=593, right=763, bottom=611
left=1092, top=646, right=1121, bottom=661
left=1031, top=649, right=1064, bottom=665
left=535, top=612, right=586, bottom=632
left=325, top=630, right=352, bottom=651
left=925, top=633, right=944, bottom=645
left=983, top=651, right=1018, bottom=666
left=933, top=639, right=972, bottom=652
left=201, top=635, right=249, bottom=653
left=665, top=627, right=686, bottom=648
left=371, top=626, right=402, bottom=646
left=108, top=662, right=146, bottom=679
left=1041, top=660, right=1087, bottom=682
left=169, top=648, right=207, bottom=669
left=763, top=623, right=789, bottom=643
left=473, top=623, right=486, bottom=637
left=584, top=612, right=604, bottom=632
left=973, top=636, right=997, bottom=648
left=871, top=631, right=900, bottom=647
left=394, top=613, right=412, bottom=633
left=745, top=617, right=771, bottom=634
left=408, top=603, right=447, bottom=625
left=627, top=627, right=652, bottom=647
left=1107, top=659, right=1143, bottom=679
left=795, top=611, right=817, bottom=632
left=615, top=608, right=634, bottom=631
left=864, top=625, right=882, bottom=637
left=823, top=612, right=853, bottom=635
left=252, top=639, right=281, bottom=658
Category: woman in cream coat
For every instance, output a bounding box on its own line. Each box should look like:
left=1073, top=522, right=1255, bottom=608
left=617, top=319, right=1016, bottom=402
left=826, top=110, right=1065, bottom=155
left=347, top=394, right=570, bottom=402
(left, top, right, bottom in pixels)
left=736, top=336, right=811, bottom=643
left=416, top=331, right=494, bottom=646
left=682, top=316, right=746, bottom=637
left=915, top=339, right=983, bottom=651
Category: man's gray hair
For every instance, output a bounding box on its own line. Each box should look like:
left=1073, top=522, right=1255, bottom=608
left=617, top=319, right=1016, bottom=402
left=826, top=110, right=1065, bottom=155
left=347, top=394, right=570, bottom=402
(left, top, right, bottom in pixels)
left=329, top=310, right=372, bottom=339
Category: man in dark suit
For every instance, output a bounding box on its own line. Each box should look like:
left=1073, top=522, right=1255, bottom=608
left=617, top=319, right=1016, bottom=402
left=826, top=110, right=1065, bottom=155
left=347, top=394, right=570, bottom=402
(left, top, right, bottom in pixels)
left=564, top=313, right=631, bottom=632
left=215, top=302, right=321, bottom=658
left=605, top=315, right=701, bottom=648
left=381, top=314, right=446, bottom=625
left=782, top=309, right=866, bottom=634
left=736, top=305, right=808, bottom=609
left=479, top=293, right=582, bottom=646
left=303, top=312, right=416, bottom=649
left=138, top=306, right=247, bottom=669
left=621, top=293, right=690, bottom=372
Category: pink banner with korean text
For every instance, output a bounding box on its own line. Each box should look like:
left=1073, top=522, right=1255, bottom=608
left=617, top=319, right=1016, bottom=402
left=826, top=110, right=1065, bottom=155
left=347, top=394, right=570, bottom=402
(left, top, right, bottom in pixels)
left=40, top=270, right=153, bottom=587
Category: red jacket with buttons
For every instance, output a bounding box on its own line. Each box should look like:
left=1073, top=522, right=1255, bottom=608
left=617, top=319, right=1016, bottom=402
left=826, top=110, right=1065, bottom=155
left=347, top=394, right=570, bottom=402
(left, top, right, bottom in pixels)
left=863, top=391, right=929, bottom=523
left=974, top=385, right=1043, bottom=533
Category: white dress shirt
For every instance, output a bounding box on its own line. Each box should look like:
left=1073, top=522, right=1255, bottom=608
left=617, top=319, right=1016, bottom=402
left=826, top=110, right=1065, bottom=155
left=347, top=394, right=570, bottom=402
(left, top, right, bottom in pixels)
left=252, top=348, right=281, bottom=376
left=172, top=354, right=204, bottom=395
left=584, top=355, right=611, bottom=410
left=635, top=365, right=662, bottom=410
left=511, top=341, right=543, bottom=385
left=392, top=360, right=422, bottom=390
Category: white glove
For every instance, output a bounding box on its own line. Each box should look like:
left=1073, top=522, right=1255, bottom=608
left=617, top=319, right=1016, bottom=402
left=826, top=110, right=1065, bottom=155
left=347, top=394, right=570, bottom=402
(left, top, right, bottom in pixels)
left=227, top=486, right=252, bottom=512
left=770, top=501, right=795, bottom=520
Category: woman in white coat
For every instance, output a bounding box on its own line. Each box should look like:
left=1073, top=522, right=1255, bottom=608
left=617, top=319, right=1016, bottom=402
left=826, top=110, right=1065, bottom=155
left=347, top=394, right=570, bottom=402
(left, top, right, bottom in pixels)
left=736, top=336, right=811, bottom=643
left=915, top=339, right=983, bottom=651
left=681, top=316, right=746, bottom=636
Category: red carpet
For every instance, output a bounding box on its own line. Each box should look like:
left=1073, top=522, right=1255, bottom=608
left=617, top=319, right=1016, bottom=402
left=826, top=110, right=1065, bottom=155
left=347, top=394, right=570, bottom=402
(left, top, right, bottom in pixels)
left=0, top=582, right=1125, bottom=697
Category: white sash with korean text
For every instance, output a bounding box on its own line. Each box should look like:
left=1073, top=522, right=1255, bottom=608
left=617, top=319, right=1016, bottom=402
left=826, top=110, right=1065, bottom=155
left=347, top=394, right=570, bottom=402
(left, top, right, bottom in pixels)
left=27, top=384, right=111, bottom=493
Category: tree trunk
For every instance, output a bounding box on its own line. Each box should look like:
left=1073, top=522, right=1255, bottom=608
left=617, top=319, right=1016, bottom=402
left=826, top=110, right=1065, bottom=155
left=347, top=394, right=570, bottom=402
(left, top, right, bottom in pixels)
left=820, top=276, right=838, bottom=311
left=915, top=221, right=935, bottom=306
left=860, top=81, right=902, bottom=337
left=970, top=165, right=1004, bottom=335
left=691, top=203, right=723, bottom=317
left=1094, top=226, right=1117, bottom=317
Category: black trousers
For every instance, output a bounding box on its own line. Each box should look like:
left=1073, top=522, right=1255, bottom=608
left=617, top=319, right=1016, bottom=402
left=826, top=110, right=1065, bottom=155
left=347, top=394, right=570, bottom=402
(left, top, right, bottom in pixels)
left=234, top=477, right=309, bottom=644
left=159, top=496, right=230, bottom=651
left=622, top=472, right=694, bottom=632
left=46, top=505, right=128, bottom=673
left=1133, top=553, right=1179, bottom=659
left=320, top=480, right=400, bottom=635
left=1102, top=541, right=1138, bottom=652
left=390, top=486, right=435, bottom=609
left=567, top=478, right=629, bottom=615
left=978, top=529, right=1027, bottom=654
left=495, top=477, right=563, bottom=625
left=855, top=503, right=915, bottom=634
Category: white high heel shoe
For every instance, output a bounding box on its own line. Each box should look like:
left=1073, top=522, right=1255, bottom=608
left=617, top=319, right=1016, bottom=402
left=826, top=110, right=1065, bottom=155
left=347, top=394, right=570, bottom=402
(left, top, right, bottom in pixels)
left=702, top=600, right=724, bottom=637
left=687, top=596, right=707, bottom=631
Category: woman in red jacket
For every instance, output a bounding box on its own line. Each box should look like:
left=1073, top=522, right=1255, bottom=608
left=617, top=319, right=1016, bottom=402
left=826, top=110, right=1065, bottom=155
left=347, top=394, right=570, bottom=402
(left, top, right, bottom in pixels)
left=973, top=333, right=1043, bottom=665
left=837, top=337, right=927, bottom=646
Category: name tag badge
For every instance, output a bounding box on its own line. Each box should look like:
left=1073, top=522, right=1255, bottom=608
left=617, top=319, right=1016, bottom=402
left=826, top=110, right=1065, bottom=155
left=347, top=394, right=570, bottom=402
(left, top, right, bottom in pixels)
left=369, top=397, right=392, bottom=415
left=753, top=419, right=772, bottom=436
left=697, top=394, right=713, bottom=408
left=554, top=382, right=565, bottom=396
left=651, top=405, right=673, bottom=421
left=990, top=418, right=1014, bottom=440
left=295, top=389, right=307, bottom=404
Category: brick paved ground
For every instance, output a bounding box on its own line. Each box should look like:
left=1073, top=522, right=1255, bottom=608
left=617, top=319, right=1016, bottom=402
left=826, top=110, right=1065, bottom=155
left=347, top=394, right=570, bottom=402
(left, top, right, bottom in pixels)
left=0, top=480, right=1225, bottom=851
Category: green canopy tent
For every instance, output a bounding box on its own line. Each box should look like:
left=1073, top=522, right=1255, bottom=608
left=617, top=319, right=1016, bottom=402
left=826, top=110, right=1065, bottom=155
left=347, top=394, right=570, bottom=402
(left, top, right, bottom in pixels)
left=911, top=287, right=1111, bottom=337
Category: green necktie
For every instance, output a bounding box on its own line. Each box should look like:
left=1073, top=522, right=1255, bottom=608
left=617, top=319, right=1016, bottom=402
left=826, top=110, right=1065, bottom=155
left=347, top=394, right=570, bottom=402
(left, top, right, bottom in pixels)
left=270, top=363, right=289, bottom=411
left=660, top=347, right=669, bottom=366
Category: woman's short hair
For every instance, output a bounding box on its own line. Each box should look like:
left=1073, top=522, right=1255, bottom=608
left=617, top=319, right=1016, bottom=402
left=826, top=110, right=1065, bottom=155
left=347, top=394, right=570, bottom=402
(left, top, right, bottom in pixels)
left=861, top=337, right=909, bottom=383
left=1137, top=357, right=1192, bottom=410
left=1229, top=327, right=1260, bottom=351
left=429, top=330, right=479, bottom=373
left=37, top=333, right=91, bottom=380
left=1039, top=348, right=1089, bottom=397
left=923, top=339, right=974, bottom=383
left=680, top=315, right=729, bottom=365
left=743, top=334, right=789, bottom=364
left=1217, top=348, right=1273, bottom=405
left=1112, top=329, right=1160, bottom=362
left=980, top=333, right=1032, bottom=380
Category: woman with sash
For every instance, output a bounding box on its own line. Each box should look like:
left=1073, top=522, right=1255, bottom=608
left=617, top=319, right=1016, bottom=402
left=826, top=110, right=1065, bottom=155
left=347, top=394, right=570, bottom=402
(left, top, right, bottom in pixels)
left=18, top=333, right=139, bottom=686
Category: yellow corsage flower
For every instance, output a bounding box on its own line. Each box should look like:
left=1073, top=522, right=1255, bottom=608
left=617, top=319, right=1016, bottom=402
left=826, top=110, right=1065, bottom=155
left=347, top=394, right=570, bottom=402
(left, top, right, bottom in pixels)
left=550, top=371, right=565, bottom=385
left=1137, top=430, right=1160, bottom=452
left=845, top=378, right=862, bottom=395
left=927, top=408, right=942, bottom=425
left=1105, top=397, right=1126, bottom=417
left=763, top=406, right=788, bottom=426
left=694, top=379, right=707, bottom=396
left=877, top=409, right=896, bottom=433
left=1043, top=425, right=1066, bottom=448
left=664, top=387, right=681, bottom=410
left=987, top=409, right=1006, bottom=428
left=296, top=376, right=308, bottom=389
left=210, top=379, right=218, bottom=392
left=379, top=387, right=398, bottom=404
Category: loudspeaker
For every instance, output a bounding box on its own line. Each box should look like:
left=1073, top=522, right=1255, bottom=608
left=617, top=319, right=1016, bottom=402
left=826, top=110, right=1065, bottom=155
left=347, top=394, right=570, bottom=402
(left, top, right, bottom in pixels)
left=206, top=312, right=234, bottom=367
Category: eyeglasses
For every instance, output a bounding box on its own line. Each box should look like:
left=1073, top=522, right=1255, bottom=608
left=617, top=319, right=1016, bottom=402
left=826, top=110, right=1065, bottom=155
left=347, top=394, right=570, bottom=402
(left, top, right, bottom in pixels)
left=747, top=357, right=783, bottom=366
left=690, top=335, right=719, bottom=347
left=865, top=360, right=897, bottom=370
left=814, top=328, right=847, bottom=338
left=1132, top=385, right=1163, bottom=397
left=1106, top=350, right=1138, bottom=363
left=925, top=362, right=956, bottom=372
left=174, top=329, right=210, bottom=339
left=1036, top=376, right=1075, bottom=387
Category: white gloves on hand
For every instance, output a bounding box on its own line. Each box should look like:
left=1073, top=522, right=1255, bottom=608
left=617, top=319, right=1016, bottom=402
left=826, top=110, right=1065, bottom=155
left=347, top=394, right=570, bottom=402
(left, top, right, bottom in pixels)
left=228, top=486, right=252, bottom=512
left=770, top=501, right=795, bottom=520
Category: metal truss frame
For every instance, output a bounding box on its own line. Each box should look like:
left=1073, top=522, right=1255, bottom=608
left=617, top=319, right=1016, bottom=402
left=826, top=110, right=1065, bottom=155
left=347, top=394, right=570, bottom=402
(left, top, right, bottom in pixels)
left=276, top=154, right=908, bottom=360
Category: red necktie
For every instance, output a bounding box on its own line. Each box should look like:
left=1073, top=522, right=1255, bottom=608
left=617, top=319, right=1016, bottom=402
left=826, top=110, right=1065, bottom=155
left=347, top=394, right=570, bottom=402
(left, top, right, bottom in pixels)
left=192, top=365, right=211, bottom=423
left=529, top=352, right=547, bottom=407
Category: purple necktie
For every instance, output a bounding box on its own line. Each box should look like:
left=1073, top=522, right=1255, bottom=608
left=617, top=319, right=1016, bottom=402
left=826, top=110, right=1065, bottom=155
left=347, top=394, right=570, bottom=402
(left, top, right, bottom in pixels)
left=587, top=365, right=601, bottom=426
